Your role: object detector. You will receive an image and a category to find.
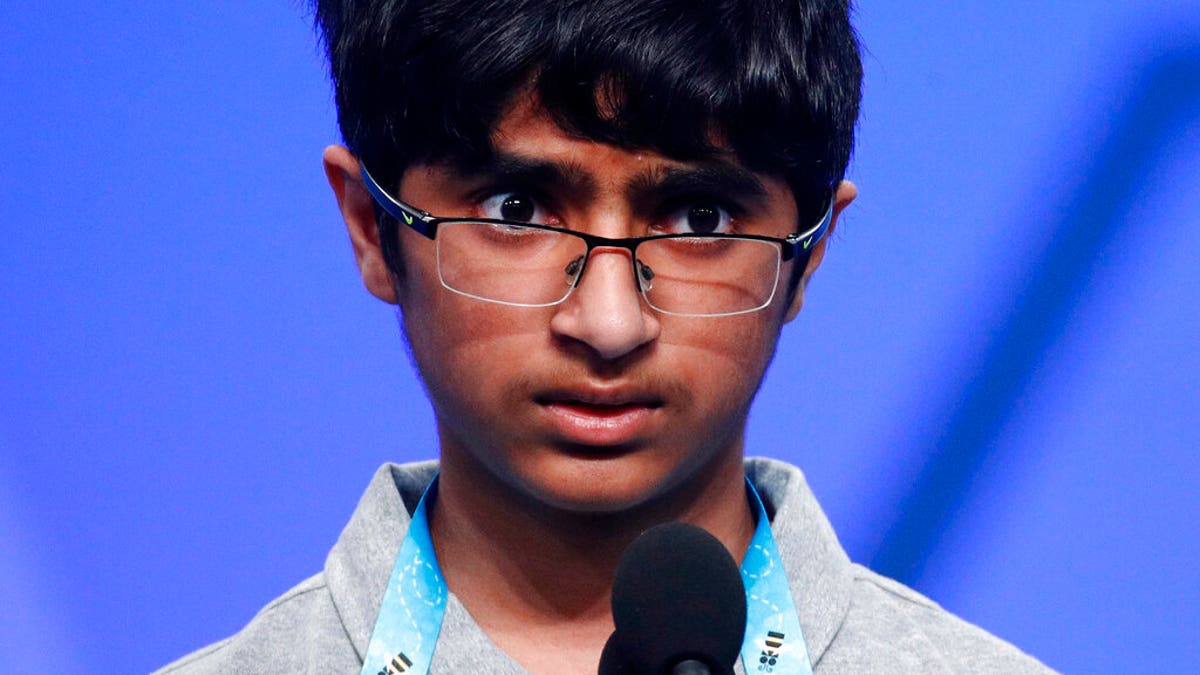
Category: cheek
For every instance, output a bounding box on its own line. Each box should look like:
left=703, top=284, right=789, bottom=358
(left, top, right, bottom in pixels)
left=678, top=310, right=780, bottom=363
left=401, top=285, right=544, bottom=417
left=661, top=314, right=783, bottom=409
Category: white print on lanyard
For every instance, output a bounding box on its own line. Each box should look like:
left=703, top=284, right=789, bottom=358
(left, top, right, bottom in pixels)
left=360, top=476, right=811, bottom=675
left=740, top=479, right=813, bottom=675
left=360, top=479, right=445, bottom=675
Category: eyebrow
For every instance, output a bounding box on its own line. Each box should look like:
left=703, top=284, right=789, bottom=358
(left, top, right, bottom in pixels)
left=448, top=151, right=769, bottom=207
left=626, top=164, right=769, bottom=207
left=451, top=152, right=598, bottom=199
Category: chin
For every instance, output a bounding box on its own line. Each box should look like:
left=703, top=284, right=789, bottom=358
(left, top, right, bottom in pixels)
left=513, top=454, right=690, bottom=516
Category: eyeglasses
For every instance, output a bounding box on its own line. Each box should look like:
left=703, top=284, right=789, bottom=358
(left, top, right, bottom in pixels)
left=360, top=164, right=833, bottom=317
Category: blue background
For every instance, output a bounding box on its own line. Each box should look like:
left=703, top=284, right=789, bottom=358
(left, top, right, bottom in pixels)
left=2, top=2, right=1197, bottom=672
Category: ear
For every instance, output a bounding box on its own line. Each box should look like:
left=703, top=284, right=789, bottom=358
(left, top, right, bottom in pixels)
left=784, top=180, right=857, bottom=323
left=322, top=145, right=398, bottom=304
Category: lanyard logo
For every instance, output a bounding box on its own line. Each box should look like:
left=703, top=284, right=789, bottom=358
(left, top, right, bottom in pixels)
left=378, top=652, right=413, bottom=674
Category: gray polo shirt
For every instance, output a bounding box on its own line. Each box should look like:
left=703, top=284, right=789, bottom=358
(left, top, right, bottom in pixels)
left=157, top=458, right=1052, bottom=673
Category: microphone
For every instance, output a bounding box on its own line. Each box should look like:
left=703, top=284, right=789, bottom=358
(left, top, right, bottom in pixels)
left=598, top=522, right=747, bottom=675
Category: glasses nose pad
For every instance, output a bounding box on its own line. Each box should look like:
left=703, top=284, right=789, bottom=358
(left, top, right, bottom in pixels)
left=563, top=256, right=585, bottom=286
left=636, top=260, right=655, bottom=292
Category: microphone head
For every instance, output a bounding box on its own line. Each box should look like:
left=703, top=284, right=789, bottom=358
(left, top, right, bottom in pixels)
left=597, top=630, right=636, bottom=674
left=604, top=522, right=747, bottom=674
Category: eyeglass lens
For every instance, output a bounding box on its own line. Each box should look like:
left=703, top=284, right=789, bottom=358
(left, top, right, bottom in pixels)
left=434, top=221, right=782, bottom=315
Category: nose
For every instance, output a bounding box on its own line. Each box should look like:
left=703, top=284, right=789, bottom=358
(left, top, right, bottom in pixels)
left=549, top=247, right=661, bottom=361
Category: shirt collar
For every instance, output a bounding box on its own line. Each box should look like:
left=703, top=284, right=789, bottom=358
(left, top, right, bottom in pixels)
left=324, top=458, right=853, bottom=665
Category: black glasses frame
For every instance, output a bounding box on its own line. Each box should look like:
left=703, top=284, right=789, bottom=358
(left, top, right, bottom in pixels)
left=361, top=164, right=833, bottom=258
left=359, top=163, right=834, bottom=313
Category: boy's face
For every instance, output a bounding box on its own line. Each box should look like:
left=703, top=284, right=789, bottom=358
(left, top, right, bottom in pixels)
left=325, top=94, right=853, bottom=514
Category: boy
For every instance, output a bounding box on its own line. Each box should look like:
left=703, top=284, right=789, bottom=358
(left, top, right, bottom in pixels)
left=160, top=0, right=1050, bottom=672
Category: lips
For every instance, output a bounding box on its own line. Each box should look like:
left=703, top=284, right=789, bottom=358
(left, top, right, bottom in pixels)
left=535, top=387, right=664, bottom=447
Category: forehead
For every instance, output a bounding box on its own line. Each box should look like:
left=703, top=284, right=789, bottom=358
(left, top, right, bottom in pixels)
left=491, top=92, right=724, bottom=172
left=458, top=93, right=793, bottom=207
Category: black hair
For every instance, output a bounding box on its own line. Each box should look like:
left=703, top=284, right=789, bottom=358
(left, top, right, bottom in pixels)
left=313, top=0, right=861, bottom=284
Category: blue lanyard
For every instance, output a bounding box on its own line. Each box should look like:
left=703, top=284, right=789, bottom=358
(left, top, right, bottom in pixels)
left=361, top=479, right=446, bottom=675
left=361, top=477, right=811, bottom=675
left=739, top=480, right=813, bottom=675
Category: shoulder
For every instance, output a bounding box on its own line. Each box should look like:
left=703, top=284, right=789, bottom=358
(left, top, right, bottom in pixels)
left=153, top=462, right=436, bottom=674
left=744, top=457, right=1052, bottom=673
left=821, top=563, right=1054, bottom=673
left=153, top=574, right=360, bottom=675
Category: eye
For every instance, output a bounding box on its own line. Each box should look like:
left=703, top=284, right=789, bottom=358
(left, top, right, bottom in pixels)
left=662, top=203, right=734, bottom=235
left=480, top=192, right=550, bottom=224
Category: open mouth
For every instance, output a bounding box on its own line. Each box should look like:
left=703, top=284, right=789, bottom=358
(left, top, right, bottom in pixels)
left=545, top=400, right=663, bottom=416
left=535, top=391, right=665, bottom=445
left=534, top=386, right=664, bottom=409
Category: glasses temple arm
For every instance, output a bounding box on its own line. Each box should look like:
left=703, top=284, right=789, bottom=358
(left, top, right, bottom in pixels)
left=782, top=191, right=836, bottom=261
left=359, top=164, right=437, bottom=239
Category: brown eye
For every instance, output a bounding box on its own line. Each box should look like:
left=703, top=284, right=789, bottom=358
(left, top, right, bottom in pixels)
left=500, top=195, right=535, bottom=222
left=687, top=206, right=722, bottom=234
left=481, top=192, right=545, bottom=223
left=660, top=203, right=732, bottom=235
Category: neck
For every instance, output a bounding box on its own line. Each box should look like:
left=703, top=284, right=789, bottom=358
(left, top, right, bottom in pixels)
left=428, top=450, right=754, bottom=672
